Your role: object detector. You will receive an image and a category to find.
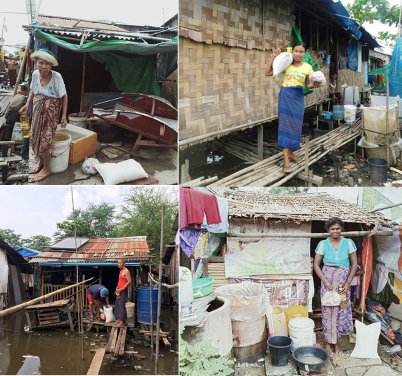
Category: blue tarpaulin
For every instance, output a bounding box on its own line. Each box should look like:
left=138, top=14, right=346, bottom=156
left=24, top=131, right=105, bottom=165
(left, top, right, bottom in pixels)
left=15, top=247, right=40, bottom=257
left=324, top=1, right=362, bottom=40
left=347, top=39, right=358, bottom=71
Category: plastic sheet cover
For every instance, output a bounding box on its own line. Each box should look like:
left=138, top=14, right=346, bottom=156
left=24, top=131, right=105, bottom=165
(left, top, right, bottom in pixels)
left=362, top=105, right=398, bottom=145
left=389, top=37, right=402, bottom=97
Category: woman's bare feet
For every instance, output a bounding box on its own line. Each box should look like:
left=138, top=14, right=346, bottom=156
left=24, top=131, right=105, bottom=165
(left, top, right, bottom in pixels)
left=334, top=343, right=342, bottom=354
left=324, top=341, right=333, bottom=354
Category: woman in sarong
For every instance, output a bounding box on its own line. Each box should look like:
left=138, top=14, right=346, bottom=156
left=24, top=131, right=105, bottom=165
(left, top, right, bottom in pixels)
left=266, top=42, right=321, bottom=173
left=19, top=48, right=68, bottom=182
left=313, top=217, right=358, bottom=354
left=114, top=258, right=132, bottom=328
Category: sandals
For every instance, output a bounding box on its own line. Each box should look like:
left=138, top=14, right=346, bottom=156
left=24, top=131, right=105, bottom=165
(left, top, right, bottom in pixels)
left=290, top=156, right=302, bottom=164
left=30, top=172, right=50, bottom=183
left=31, top=164, right=44, bottom=174
left=96, top=316, right=103, bottom=321
left=283, top=165, right=292, bottom=173
left=89, top=317, right=94, bottom=322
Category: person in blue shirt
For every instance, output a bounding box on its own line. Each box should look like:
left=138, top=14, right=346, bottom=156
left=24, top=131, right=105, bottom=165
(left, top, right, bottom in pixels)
left=314, top=217, right=358, bottom=355
left=87, top=284, right=110, bottom=322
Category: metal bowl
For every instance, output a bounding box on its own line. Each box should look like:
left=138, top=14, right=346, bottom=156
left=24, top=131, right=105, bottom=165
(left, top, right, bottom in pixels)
left=292, top=346, right=329, bottom=372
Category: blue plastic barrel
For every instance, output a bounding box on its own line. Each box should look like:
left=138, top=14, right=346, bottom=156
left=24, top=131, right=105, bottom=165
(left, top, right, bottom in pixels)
left=137, top=287, right=158, bottom=324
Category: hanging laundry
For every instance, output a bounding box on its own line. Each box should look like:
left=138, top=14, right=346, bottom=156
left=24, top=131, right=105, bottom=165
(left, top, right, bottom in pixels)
left=180, top=229, right=202, bottom=257
left=202, top=196, right=229, bottom=233
left=179, top=187, right=201, bottom=231
left=185, top=189, right=221, bottom=225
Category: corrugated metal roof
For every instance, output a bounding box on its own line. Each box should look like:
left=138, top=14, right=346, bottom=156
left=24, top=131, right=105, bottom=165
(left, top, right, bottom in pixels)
left=37, top=14, right=128, bottom=32
left=29, top=237, right=150, bottom=264
left=225, top=192, right=391, bottom=226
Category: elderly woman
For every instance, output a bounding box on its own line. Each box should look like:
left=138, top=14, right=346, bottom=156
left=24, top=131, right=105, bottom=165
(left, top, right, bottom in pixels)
left=19, top=48, right=68, bottom=182
left=314, top=217, right=358, bottom=354
left=266, top=42, right=321, bottom=173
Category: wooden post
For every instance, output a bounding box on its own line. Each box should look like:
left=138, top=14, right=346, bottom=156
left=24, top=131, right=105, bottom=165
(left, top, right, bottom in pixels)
left=99, top=268, right=102, bottom=285
left=155, top=205, right=165, bottom=375
left=11, top=40, right=30, bottom=98
left=257, top=124, right=263, bottom=161
left=150, top=279, right=154, bottom=361
left=80, top=52, right=86, bottom=112
left=386, top=76, right=390, bottom=164
left=82, top=274, right=85, bottom=359
left=304, top=136, right=310, bottom=187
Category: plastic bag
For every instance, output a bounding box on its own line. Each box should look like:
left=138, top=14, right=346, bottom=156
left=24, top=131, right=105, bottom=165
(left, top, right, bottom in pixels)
left=322, top=290, right=341, bottom=306
left=302, top=51, right=319, bottom=96
left=273, top=53, right=293, bottom=76
left=103, top=306, right=116, bottom=323
left=309, top=71, right=326, bottom=87
left=82, top=158, right=100, bottom=175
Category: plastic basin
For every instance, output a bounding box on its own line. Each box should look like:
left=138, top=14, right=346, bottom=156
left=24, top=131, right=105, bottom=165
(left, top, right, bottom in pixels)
left=292, top=346, right=329, bottom=372
left=193, top=278, right=214, bottom=298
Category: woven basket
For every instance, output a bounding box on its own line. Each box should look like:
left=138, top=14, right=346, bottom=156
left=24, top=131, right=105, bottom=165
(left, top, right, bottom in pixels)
left=366, top=146, right=398, bottom=167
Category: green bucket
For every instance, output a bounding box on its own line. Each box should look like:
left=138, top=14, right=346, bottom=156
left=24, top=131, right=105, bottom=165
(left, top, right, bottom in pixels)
left=193, top=278, right=214, bottom=299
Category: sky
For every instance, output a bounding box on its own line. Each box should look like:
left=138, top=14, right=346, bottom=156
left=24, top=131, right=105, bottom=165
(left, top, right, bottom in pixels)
left=0, top=0, right=178, bottom=53
left=0, top=186, right=177, bottom=241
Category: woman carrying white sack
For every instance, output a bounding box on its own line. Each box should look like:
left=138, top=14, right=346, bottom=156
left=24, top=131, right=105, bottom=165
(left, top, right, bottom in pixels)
left=266, top=42, right=323, bottom=173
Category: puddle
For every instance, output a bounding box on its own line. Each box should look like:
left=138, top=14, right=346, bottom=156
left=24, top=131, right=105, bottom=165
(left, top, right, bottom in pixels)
left=0, top=307, right=178, bottom=375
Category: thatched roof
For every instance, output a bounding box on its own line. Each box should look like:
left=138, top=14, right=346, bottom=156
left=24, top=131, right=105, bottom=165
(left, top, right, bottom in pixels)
left=225, top=192, right=391, bottom=227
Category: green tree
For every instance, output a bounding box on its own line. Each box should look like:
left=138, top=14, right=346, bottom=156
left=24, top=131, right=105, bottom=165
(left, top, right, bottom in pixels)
left=346, top=0, right=401, bottom=46
left=0, top=229, right=23, bottom=249
left=53, top=219, right=95, bottom=241
left=22, top=235, right=52, bottom=252
left=67, top=202, right=117, bottom=238
left=117, top=187, right=178, bottom=263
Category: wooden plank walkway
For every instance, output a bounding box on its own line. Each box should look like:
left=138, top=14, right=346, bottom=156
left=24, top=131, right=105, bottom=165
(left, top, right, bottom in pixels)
left=86, top=347, right=106, bottom=375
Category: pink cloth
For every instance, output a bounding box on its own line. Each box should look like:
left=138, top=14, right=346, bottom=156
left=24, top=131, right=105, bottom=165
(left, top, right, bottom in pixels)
left=184, top=189, right=221, bottom=226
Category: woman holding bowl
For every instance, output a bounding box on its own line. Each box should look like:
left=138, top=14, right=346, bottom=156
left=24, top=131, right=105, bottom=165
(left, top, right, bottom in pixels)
left=313, top=217, right=358, bottom=354
left=266, top=42, right=321, bottom=173
left=19, top=48, right=68, bottom=182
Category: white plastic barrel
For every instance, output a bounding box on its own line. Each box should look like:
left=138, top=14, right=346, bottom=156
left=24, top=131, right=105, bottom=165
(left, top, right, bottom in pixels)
left=344, top=105, right=357, bottom=123
left=268, top=306, right=288, bottom=337
left=289, top=317, right=315, bottom=351
left=50, top=132, right=72, bottom=173
left=68, top=113, right=87, bottom=128
left=125, top=302, right=135, bottom=318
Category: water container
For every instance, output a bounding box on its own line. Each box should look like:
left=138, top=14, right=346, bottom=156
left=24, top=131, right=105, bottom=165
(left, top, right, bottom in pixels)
left=137, top=287, right=158, bottom=324
left=344, top=105, right=357, bottom=123
left=269, top=307, right=288, bottom=337
left=367, top=158, right=389, bottom=184
left=285, top=305, right=308, bottom=335
left=179, top=267, right=193, bottom=305
left=332, top=105, right=344, bottom=121
left=267, top=336, right=292, bottom=366
left=289, top=317, right=315, bottom=351
left=68, top=112, right=87, bottom=128
left=50, top=132, right=72, bottom=173
left=125, top=302, right=135, bottom=318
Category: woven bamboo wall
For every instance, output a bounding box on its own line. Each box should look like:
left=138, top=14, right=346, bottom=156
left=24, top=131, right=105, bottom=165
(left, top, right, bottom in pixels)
left=179, top=0, right=366, bottom=144
left=338, top=57, right=366, bottom=90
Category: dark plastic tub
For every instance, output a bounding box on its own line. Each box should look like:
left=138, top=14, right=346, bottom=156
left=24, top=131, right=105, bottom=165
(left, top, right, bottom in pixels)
left=292, top=346, right=329, bottom=372
left=267, top=336, right=292, bottom=367
left=367, top=157, right=388, bottom=184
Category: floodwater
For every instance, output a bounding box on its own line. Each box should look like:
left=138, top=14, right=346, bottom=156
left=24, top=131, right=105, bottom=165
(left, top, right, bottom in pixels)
left=0, top=307, right=178, bottom=375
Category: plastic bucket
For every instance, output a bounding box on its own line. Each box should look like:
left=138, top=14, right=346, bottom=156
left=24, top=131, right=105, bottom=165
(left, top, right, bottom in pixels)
left=269, top=307, right=288, bottom=337
left=324, top=112, right=332, bottom=120
left=332, top=105, right=344, bottom=121
left=344, top=105, right=357, bottom=123
left=50, top=132, right=71, bottom=173
left=289, top=317, right=315, bottom=351
left=68, top=113, right=87, bottom=128
left=137, top=287, right=158, bottom=324
left=267, top=336, right=292, bottom=367
left=285, top=305, right=308, bottom=335
left=367, top=157, right=389, bottom=184
left=125, top=302, right=135, bottom=318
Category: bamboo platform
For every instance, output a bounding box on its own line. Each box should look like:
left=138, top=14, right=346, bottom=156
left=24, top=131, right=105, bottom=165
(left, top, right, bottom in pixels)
left=83, top=316, right=134, bottom=328
left=209, top=118, right=362, bottom=187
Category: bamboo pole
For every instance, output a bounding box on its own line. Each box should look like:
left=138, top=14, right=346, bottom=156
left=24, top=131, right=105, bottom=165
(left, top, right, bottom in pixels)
left=82, top=274, right=85, bottom=360
left=304, top=136, right=310, bottom=187
left=150, top=279, right=154, bottom=362
left=0, top=278, right=93, bottom=317
left=228, top=230, right=392, bottom=239
left=155, top=205, right=165, bottom=375
left=386, top=76, right=390, bottom=164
